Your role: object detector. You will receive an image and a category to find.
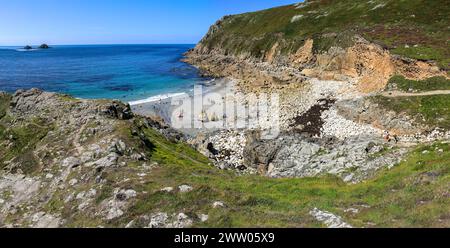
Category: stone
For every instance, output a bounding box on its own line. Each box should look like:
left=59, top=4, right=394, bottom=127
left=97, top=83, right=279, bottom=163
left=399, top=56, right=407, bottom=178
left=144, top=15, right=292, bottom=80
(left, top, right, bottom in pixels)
left=101, top=101, right=133, bottom=120
left=168, top=213, right=193, bottom=228
left=213, top=201, right=225, bottom=208
left=78, top=201, right=90, bottom=211
left=115, top=189, right=137, bottom=201
left=161, top=187, right=174, bottom=193
left=149, top=213, right=169, bottom=228
left=62, top=157, right=80, bottom=168
left=69, top=179, right=78, bottom=186
left=76, top=191, right=85, bottom=200
left=344, top=208, right=359, bottom=214
left=92, top=153, right=119, bottom=169
left=86, top=189, right=97, bottom=198
left=106, top=207, right=124, bottom=220
left=31, top=212, right=61, bottom=228
left=125, top=220, right=135, bottom=228
left=309, top=208, right=352, bottom=228
left=178, top=185, right=193, bottom=193
left=199, top=214, right=209, bottom=222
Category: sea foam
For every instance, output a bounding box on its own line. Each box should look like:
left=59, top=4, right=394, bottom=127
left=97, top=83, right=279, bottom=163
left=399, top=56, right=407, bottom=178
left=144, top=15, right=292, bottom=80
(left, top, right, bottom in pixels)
left=128, top=92, right=188, bottom=106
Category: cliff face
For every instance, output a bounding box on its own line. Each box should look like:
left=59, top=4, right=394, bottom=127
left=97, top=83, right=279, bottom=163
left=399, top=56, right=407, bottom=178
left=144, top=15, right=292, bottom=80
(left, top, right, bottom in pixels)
left=185, top=0, right=449, bottom=92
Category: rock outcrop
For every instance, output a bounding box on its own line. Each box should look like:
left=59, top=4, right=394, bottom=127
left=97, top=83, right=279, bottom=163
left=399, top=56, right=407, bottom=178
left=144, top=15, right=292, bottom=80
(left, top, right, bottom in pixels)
left=0, top=89, right=194, bottom=228
left=184, top=0, right=449, bottom=93
left=185, top=35, right=446, bottom=93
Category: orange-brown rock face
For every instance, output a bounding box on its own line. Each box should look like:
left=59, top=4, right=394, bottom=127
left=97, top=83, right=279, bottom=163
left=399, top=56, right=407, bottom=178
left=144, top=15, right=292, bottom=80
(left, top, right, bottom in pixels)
left=185, top=35, right=447, bottom=94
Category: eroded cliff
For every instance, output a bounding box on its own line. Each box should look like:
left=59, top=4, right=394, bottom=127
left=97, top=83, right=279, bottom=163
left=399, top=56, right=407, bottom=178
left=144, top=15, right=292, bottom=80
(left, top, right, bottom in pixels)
left=185, top=0, right=449, bottom=92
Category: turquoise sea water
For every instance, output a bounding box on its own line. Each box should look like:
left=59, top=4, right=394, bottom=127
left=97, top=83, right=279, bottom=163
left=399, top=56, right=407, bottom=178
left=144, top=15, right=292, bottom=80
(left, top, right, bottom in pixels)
left=0, top=44, right=205, bottom=102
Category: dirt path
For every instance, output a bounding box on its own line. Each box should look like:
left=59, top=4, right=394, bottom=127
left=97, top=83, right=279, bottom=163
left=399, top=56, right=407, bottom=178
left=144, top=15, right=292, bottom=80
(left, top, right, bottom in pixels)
left=381, top=90, right=450, bottom=97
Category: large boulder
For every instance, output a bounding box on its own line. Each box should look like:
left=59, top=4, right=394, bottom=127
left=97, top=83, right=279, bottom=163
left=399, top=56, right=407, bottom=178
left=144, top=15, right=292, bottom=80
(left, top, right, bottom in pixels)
left=100, top=101, right=134, bottom=120
left=243, top=131, right=281, bottom=172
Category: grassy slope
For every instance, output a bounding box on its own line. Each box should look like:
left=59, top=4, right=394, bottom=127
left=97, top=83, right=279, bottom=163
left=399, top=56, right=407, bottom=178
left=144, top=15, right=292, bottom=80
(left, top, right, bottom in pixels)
left=371, top=95, right=450, bottom=129
left=0, top=94, right=54, bottom=174
left=0, top=94, right=10, bottom=138
left=122, top=128, right=450, bottom=228
left=0, top=93, right=10, bottom=119
left=203, top=0, right=449, bottom=70
left=386, top=75, right=450, bottom=92
left=0, top=94, right=448, bottom=227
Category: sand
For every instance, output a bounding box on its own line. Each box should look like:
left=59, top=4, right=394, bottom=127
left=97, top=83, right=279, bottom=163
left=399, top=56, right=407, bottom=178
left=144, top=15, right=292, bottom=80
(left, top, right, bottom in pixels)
left=130, top=78, right=236, bottom=136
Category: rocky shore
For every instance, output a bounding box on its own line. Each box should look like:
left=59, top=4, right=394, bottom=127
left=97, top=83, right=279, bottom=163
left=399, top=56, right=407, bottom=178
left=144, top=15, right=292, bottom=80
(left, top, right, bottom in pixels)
left=159, top=72, right=447, bottom=183
left=129, top=44, right=450, bottom=183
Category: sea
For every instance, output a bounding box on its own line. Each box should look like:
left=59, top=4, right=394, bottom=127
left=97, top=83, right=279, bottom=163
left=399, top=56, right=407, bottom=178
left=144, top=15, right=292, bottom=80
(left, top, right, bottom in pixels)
left=0, top=44, right=207, bottom=104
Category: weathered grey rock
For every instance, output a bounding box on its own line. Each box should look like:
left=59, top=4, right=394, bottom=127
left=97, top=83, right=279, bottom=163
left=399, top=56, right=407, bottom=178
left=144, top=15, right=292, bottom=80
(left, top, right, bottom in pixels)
left=213, top=201, right=225, bottom=208
left=167, top=213, right=193, bottom=228
left=309, top=208, right=352, bottom=228
left=68, top=179, right=78, bottom=186
left=161, top=187, right=174, bottom=193
left=125, top=220, right=135, bottom=228
left=101, top=101, right=133, bottom=120
left=31, top=212, right=61, bottom=228
left=148, top=213, right=169, bottom=228
left=106, top=206, right=124, bottom=220
left=92, top=153, right=119, bottom=169
left=178, top=185, right=193, bottom=193
left=115, top=189, right=137, bottom=201
left=199, top=214, right=209, bottom=222
left=62, top=157, right=80, bottom=168
left=245, top=132, right=406, bottom=183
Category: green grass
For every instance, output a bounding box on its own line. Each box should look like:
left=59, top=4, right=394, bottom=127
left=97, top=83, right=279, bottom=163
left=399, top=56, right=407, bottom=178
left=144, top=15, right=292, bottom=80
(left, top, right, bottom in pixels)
left=371, top=95, right=450, bottom=129
left=386, top=75, right=450, bottom=92
left=392, top=46, right=448, bottom=65
left=3, top=103, right=446, bottom=227
left=120, top=124, right=450, bottom=227
left=0, top=93, right=11, bottom=119
left=201, top=0, right=449, bottom=70
left=2, top=91, right=448, bottom=227
left=0, top=117, right=53, bottom=174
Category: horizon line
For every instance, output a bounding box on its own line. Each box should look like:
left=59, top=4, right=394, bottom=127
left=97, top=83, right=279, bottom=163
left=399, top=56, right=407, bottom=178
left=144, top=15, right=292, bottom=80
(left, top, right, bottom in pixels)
left=0, top=43, right=198, bottom=47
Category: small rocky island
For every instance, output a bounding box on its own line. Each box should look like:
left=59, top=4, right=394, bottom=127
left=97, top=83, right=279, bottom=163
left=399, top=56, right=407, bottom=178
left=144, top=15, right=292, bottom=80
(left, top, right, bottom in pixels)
left=22, top=44, right=51, bottom=50
left=39, top=44, right=50, bottom=49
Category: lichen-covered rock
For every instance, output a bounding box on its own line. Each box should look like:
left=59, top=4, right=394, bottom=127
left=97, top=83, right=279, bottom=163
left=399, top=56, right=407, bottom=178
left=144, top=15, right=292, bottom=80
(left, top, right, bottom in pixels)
left=309, top=208, right=352, bottom=228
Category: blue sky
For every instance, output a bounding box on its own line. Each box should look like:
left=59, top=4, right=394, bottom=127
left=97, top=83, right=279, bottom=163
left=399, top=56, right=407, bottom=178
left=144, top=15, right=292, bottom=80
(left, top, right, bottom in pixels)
left=0, top=0, right=300, bottom=45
